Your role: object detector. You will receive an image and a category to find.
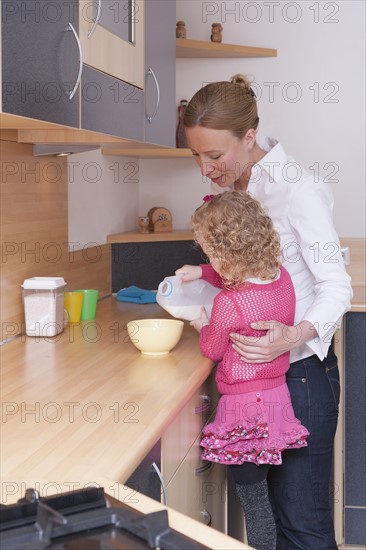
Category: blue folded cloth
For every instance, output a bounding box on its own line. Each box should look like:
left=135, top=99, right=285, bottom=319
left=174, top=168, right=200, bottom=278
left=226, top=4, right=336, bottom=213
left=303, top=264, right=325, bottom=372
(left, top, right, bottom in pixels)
left=116, top=286, right=157, bottom=304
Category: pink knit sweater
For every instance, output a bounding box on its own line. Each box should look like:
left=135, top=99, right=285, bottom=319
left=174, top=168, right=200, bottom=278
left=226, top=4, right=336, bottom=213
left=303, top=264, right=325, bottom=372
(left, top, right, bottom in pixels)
left=200, top=264, right=296, bottom=395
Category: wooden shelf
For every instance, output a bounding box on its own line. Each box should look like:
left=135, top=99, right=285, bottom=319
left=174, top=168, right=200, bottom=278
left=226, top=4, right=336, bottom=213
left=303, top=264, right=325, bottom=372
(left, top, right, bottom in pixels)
left=176, top=38, right=277, bottom=58
left=102, top=147, right=193, bottom=158
left=107, top=230, right=194, bottom=243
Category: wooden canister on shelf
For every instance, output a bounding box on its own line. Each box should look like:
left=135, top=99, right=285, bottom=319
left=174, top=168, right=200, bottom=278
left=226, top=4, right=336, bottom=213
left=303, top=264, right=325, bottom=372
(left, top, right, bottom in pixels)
left=176, top=99, right=188, bottom=148
left=176, top=21, right=187, bottom=38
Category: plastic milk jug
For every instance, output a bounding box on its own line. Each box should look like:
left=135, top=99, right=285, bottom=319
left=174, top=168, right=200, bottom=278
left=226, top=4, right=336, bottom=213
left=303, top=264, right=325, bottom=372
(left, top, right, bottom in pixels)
left=156, top=275, right=221, bottom=321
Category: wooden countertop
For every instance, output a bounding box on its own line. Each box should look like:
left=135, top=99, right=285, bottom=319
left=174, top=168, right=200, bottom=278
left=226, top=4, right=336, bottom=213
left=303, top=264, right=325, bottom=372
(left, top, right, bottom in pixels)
left=0, top=297, right=253, bottom=548
left=0, top=298, right=213, bottom=503
left=350, top=285, right=366, bottom=312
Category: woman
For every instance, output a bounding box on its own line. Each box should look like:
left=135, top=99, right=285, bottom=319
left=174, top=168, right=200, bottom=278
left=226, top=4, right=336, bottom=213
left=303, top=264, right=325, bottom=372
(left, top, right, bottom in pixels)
left=183, top=74, right=352, bottom=549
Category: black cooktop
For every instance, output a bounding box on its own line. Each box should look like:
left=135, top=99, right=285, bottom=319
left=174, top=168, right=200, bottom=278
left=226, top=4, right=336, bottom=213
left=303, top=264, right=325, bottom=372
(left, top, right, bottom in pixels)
left=0, top=487, right=210, bottom=550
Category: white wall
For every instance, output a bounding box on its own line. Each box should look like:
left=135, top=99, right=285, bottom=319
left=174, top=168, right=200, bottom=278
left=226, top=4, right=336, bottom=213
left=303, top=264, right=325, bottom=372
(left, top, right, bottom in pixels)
left=140, top=0, right=365, bottom=237
left=68, top=150, right=139, bottom=249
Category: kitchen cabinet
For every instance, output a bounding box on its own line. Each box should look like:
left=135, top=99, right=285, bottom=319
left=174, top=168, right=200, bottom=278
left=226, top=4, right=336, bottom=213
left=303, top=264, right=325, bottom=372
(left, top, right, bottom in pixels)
left=124, top=370, right=227, bottom=532
left=2, top=0, right=175, bottom=145
left=2, top=0, right=145, bottom=139
left=144, top=0, right=176, bottom=146
left=81, top=0, right=176, bottom=144
left=1, top=0, right=80, bottom=127
left=165, top=437, right=226, bottom=530
left=124, top=440, right=162, bottom=502
left=343, top=312, right=366, bottom=546
left=162, top=373, right=227, bottom=532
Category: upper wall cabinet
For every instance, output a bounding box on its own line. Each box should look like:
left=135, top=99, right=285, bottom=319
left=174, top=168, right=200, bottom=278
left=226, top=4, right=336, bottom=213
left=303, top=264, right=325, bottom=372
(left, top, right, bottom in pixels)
left=1, top=0, right=80, bottom=127
left=1, top=0, right=146, bottom=141
left=144, top=0, right=176, bottom=147
left=1, top=0, right=175, bottom=146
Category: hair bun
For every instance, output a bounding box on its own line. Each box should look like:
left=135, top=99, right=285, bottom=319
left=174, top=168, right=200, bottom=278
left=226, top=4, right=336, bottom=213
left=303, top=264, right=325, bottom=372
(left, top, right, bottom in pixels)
left=230, top=74, right=256, bottom=97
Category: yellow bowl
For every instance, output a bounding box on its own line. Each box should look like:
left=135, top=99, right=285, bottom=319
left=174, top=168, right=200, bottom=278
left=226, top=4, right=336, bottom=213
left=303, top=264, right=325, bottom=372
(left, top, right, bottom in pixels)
left=127, top=318, right=184, bottom=356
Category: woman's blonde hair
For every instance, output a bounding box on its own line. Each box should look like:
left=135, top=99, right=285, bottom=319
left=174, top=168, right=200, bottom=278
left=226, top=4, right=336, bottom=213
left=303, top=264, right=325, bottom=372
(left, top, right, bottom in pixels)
left=184, top=74, right=259, bottom=138
left=192, top=192, right=281, bottom=289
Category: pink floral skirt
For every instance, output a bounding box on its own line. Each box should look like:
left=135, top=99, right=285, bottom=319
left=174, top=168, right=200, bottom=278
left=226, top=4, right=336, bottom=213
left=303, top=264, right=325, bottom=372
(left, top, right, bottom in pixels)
left=201, top=383, right=309, bottom=466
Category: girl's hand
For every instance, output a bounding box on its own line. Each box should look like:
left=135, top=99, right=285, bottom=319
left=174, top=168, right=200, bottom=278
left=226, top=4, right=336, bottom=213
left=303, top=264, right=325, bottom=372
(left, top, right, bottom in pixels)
left=190, top=307, right=209, bottom=333
left=230, top=320, right=316, bottom=363
left=175, top=265, right=202, bottom=282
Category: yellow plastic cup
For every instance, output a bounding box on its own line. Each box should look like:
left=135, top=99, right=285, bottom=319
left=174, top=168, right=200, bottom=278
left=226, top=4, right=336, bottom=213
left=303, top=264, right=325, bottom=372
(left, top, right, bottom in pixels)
left=75, top=289, right=99, bottom=320
left=64, top=291, right=84, bottom=323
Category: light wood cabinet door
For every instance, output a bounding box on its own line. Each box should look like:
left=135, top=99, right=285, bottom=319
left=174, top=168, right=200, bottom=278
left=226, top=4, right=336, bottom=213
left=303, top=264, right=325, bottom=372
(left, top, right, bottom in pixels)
left=79, top=0, right=145, bottom=89
left=162, top=370, right=227, bottom=533
left=161, top=388, right=213, bottom=486
left=166, top=433, right=227, bottom=533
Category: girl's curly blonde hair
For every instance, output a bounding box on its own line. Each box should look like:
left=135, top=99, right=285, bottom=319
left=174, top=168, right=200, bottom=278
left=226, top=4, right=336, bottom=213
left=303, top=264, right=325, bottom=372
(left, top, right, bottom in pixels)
left=192, top=191, right=281, bottom=289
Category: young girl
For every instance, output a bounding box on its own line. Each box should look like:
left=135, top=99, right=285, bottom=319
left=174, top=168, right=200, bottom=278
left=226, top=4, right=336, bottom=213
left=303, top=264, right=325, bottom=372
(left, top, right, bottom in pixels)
left=177, top=191, right=309, bottom=550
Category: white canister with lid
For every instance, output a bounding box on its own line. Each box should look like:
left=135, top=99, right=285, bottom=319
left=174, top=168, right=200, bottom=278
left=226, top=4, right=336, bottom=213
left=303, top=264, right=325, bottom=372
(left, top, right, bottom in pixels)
left=156, top=275, right=220, bottom=321
left=22, top=277, right=67, bottom=337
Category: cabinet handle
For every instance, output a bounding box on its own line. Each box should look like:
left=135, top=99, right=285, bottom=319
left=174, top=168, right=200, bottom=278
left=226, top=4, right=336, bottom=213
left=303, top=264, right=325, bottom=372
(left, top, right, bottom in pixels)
left=87, top=0, right=102, bottom=39
left=130, top=0, right=136, bottom=44
left=194, top=394, right=212, bottom=414
left=146, top=67, right=160, bottom=123
left=152, top=462, right=168, bottom=507
left=195, top=461, right=213, bottom=475
left=66, top=22, right=83, bottom=101
left=200, top=509, right=212, bottom=526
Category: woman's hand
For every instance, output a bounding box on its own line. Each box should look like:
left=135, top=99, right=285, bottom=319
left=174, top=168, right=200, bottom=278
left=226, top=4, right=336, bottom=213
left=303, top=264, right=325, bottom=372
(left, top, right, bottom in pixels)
left=175, top=264, right=202, bottom=282
left=230, top=320, right=316, bottom=363
left=190, top=307, right=209, bottom=333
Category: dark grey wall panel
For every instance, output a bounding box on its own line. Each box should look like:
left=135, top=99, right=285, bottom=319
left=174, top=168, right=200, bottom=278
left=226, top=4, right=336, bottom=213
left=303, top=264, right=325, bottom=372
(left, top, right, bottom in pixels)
left=112, top=241, right=207, bottom=292
left=344, top=312, right=366, bottom=545
left=345, top=507, right=366, bottom=546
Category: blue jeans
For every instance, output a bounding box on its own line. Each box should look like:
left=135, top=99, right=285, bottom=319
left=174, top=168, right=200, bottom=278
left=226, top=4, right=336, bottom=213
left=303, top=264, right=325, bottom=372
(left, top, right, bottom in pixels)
left=268, top=345, right=340, bottom=550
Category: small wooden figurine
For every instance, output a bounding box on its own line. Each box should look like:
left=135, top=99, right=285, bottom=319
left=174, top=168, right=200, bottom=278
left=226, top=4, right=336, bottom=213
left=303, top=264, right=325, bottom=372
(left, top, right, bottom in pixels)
left=138, top=216, right=150, bottom=233
left=176, top=21, right=187, bottom=39
left=211, top=23, right=223, bottom=43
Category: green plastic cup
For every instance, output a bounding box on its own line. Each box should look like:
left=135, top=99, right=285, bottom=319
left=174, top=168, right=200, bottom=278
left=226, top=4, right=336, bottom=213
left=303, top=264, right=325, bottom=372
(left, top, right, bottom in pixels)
left=75, top=289, right=99, bottom=320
